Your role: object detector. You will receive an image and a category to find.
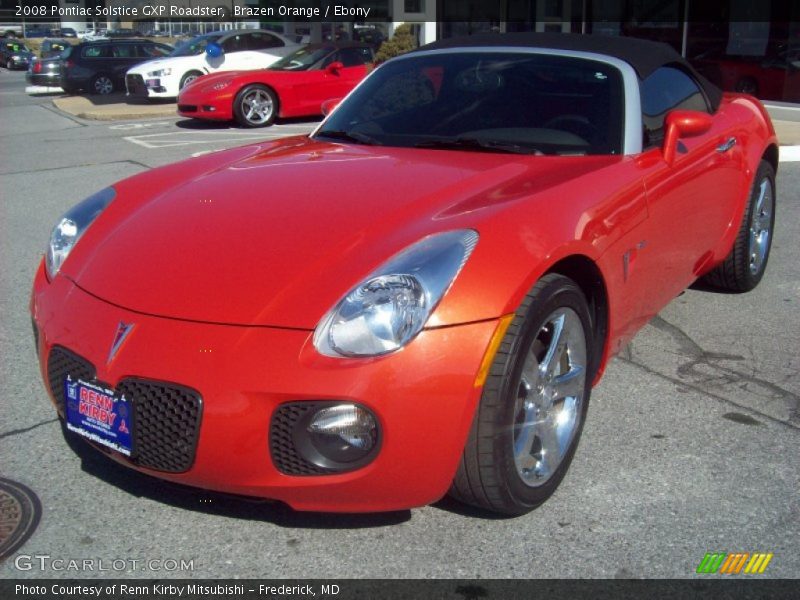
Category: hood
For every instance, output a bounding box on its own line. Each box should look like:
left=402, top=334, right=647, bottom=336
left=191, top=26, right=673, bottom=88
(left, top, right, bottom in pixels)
left=65, top=136, right=616, bottom=328
left=128, top=55, right=199, bottom=74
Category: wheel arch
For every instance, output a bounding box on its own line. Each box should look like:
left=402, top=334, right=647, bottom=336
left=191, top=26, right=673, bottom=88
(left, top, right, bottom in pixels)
left=180, top=69, right=204, bottom=89
left=762, top=143, right=779, bottom=175
left=543, top=254, right=609, bottom=384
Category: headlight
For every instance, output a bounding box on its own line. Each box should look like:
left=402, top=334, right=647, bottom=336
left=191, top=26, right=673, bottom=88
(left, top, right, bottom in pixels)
left=147, top=68, right=171, bottom=77
left=313, top=230, right=479, bottom=357
left=204, top=79, right=232, bottom=92
left=45, top=187, right=116, bottom=280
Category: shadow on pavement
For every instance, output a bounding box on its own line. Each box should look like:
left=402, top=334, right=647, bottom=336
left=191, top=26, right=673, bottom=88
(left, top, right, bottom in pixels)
left=59, top=421, right=411, bottom=529
left=175, top=115, right=322, bottom=130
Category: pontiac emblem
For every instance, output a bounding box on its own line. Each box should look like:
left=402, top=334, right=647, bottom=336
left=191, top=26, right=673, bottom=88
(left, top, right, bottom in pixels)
left=107, top=322, right=135, bottom=364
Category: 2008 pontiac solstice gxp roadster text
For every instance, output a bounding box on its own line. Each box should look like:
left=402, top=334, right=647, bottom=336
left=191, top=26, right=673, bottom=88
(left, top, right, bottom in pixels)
left=32, top=33, right=777, bottom=515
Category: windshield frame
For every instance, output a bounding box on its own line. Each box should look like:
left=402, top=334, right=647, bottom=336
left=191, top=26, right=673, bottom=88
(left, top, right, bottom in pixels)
left=312, top=47, right=643, bottom=156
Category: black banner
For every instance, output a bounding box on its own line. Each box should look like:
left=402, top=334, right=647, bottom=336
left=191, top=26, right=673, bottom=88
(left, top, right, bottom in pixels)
left=2, top=580, right=799, bottom=600
left=0, top=0, right=798, bottom=24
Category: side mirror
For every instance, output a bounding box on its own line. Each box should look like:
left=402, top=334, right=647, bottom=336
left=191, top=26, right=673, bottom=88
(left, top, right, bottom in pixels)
left=326, top=61, right=344, bottom=74
left=206, top=42, right=223, bottom=58
left=321, top=97, right=342, bottom=116
left=662, top=110, right=713, bottom=165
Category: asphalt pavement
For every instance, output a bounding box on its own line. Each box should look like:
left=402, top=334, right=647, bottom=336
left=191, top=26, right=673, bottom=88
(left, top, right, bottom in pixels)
left=1, top=69, right=798, bottom=579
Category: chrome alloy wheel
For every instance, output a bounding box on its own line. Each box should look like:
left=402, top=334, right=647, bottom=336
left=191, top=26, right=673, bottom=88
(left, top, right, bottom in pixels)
left=513, top=307, right=587, bottom=487
left=241, top=89, right=274, bottom=125
left=748, top=176, right=774, bottom=276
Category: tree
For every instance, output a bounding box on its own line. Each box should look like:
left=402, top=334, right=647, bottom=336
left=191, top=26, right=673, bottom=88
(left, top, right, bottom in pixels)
left=375, top=23, right=417, bottom=63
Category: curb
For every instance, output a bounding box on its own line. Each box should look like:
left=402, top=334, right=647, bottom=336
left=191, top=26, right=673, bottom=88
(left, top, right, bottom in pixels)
left=51, top=96, right=177, bottom=121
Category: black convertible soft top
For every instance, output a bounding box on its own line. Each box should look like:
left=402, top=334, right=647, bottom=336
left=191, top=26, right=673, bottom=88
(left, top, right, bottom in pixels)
left=413, top=32, right=722, bottom=111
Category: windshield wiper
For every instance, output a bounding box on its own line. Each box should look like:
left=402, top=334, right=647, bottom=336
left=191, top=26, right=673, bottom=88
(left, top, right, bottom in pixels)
left=315, top=129, right=381, bottom=146
left=414, top=137, right=536, bottom=155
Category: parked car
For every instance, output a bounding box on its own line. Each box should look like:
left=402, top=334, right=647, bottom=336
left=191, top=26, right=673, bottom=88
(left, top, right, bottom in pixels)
left=1, top=23, right=23, bottom=38
left=1, top=39, right=34, bottom=69
left=692, top=45, right=800, bottom=102
left=177, top=43, right=374, bottom=127
left=107, top=28, right=138, bottom=38
left=60, top=27, right=77, bottom=38
left=60, top=39, right=173, bottom=95
left=27, top=52, right=65, bottom=88
left=33, top=33, right=777, bottom=515
left=23, top=27, right=50, bottom=38
left=83, top=30, right=109, bottom=42
left=353, top=25, right=386, bottom=50
left=125, top=29, right=299, bottom=99
left=40, top=38, right=71, bottom=59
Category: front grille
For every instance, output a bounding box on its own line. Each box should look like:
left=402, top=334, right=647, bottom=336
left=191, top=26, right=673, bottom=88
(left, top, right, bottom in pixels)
left=45, top=347, right=202, bottom=473
left=270, top=403, right=330, bottom=476
left=125, top=73, right=146, bottom=95
left=177, top=104, right=197, bottom=113
left=47, top=346, right=95, bottom=413
left=117, top=379, right=202, bottom=473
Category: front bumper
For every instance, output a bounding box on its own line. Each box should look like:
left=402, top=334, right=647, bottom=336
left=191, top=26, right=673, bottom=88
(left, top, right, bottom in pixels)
left=177, top=87, right=234, bottom=121
left=31, top=262, right=496, bottom=512
left=125, top=73, right=178, bottom=98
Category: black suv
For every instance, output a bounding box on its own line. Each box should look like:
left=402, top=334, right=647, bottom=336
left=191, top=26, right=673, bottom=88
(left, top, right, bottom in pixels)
left=61, top=39, right=172, bottom=95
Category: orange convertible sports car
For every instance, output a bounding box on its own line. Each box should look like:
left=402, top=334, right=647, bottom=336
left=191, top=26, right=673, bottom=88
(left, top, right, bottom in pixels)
left=33, top=33, right=777, bottom=515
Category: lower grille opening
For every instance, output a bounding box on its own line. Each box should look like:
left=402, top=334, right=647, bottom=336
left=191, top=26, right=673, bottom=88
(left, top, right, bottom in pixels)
left=271, top=403, right=334, bottom=476
left=46, top=347, right=202, bottom=473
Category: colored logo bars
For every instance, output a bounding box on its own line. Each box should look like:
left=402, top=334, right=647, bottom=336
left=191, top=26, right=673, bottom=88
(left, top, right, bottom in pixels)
left=696, top=552, right=773, bottom=574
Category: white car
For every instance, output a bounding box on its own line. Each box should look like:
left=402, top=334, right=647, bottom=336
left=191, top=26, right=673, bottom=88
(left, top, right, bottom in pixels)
left=125, top=29, right=299, bottom=99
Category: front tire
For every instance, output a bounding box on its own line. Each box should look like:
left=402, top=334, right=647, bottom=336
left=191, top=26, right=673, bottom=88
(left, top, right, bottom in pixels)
left=450, top=274, right=593, bottom=515
left=703, top=160, right=776, bottom=292
left=233, top=85, right=278, bottom=128
left=179, top=70, right=202, bottom=91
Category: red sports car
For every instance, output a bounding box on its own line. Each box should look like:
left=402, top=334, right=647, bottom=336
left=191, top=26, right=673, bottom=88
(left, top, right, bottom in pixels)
left=177, top=43, right=374, bottom=127
left=693, top=46, right=800, bottom=103
left=32, top=33, right=777, bottom=515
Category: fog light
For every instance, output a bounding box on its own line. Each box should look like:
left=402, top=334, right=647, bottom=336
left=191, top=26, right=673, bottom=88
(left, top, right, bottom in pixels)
left=308, top=404, right=377, bottom=463
left=202, top=105, right=216, bottom=112
left=283, top=402, right=380, bottom=472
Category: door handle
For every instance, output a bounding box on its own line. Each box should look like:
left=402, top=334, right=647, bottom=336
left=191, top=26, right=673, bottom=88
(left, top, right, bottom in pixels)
left=717, top=137, right=737, bottom=153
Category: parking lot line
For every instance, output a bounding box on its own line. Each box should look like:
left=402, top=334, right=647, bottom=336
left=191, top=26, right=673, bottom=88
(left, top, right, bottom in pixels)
left=123, top=130, right=293, bottom=149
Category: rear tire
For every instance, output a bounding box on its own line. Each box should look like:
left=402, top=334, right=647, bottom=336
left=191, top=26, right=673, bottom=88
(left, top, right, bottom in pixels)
left=702, top=160, right=775, bottom=292
left=91, top=74, right=114, bottom=95
left=233, top=84, right=278, bottom=128
left=449, top=274, right=593, bottom=515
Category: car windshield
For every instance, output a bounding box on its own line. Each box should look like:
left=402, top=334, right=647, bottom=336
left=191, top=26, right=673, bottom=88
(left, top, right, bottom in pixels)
left=315, top=52, right=624, bottom=156
left=170, top=34, right=222, bottom=57
left=270, top=45, right=335, bottom=71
